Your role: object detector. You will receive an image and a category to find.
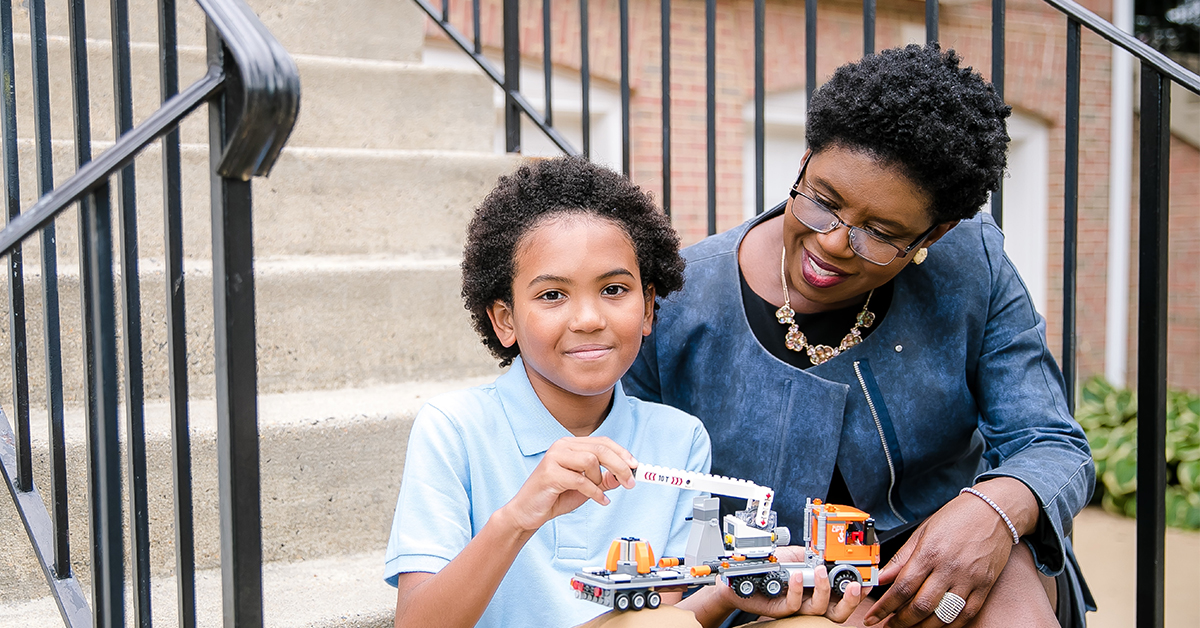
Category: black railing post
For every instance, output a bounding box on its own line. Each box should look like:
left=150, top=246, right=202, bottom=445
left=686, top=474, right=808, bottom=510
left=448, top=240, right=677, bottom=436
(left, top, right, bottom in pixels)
left=159, top=0, right=197, bottom=626
left=109, top=0, right=152, bottom=623
left=661, top=0, right=670, bottom=215
left=580, top=0, right=590, bottom=159
left=208, top=22, right=264, bottom=628
left=503, top=0, right=521, bottom=153
left=754, top=0, right=764, bottom=215
left=1135, top=63, right=1169, bottom=628
left=805, top=0, right=816, bottom=103
left=86, top=178, right=124, bottom=628
left=926, top=0, right=938, bottom=43
left=863, top=0, right=875, bottom=55
left=706, top=0, right=716, bottom=235
left=990, top=0, right=1004, bottom=225
left=1063, top=19, right=1079, bottom=414
left=620, top=0, right=630, bottom=176
left=0, top=0, right=31, bottom=499
left=543, top=0, right=552, bottom=128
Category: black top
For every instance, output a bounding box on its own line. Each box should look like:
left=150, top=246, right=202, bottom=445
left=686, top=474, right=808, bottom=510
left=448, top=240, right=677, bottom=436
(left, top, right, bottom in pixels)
left=738, top=268, right=910, bottom=569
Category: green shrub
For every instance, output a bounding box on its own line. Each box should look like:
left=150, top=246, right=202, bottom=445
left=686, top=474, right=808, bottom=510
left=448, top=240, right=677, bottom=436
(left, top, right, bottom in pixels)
left=1076, top=377, right=1200, bottom=530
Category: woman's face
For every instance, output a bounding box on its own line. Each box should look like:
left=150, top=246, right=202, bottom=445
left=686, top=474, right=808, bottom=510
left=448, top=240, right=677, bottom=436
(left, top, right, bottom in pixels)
left=782, top=145, right=955, bottom=312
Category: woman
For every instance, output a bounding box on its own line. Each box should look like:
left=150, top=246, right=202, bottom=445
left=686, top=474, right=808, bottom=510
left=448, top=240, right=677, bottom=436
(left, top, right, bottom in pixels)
left=624, top=44, right=1094, bottom=627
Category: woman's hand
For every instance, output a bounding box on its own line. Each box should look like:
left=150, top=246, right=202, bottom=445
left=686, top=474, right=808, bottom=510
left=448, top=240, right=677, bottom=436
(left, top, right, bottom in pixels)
left=863, top=478, right=1038, bottom=627
left=497, top=436, right=637, bottom=534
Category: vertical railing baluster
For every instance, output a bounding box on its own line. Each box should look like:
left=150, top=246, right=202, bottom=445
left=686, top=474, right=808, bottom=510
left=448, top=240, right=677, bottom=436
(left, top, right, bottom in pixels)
left=208, top=24, right=264, bottom=627
left=109, top=0, right=152, bottom=623
left=863, top=0, right=875, bottom=55
left=661, top=0, right=670, bottom=216
left=926, top=0, right=938, bottom=43
left=705, top=0, right=716, bottom=234
left=754, top=0, right=764, bottom=214
left=442, top=0, right=449, bottom=22
left=86, top=178, right=124, bottom=628
left=580, top=0, right=590, bottom=159
left=1136, top=64, right=1169, bottom=628
left=1063, top=19, right=1079, bottom=415
left=0, top=0, right=30, bottom=500
left=66, top=0, right=103, bottom=621
left=503, top=0, right=520, bottom=153
left=159, top=1, right=196, bottom=626
left=620, top=0, right=630, bottom=176
left=472, top=0, right=481, bottom=53
left=805, top=0, right=816, bottom=104
left=990, top=0, right=1005, bottom=226
left=543, top=0, right=552, bottom=128
left=29, top=0, right=66, bottom=511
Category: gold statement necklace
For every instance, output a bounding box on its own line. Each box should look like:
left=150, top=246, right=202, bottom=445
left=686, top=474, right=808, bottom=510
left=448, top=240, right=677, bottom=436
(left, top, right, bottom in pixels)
left=775, top=247, right=875, bottom=366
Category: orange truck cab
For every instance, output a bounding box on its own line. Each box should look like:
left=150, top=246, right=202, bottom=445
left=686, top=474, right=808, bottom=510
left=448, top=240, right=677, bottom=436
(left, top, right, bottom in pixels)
left=805, top=500, right=880, bottom=590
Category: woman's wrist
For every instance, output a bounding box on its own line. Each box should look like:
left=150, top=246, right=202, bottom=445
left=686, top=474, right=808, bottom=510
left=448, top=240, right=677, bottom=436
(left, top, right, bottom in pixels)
left=969, top=477, right=1040, bottom=538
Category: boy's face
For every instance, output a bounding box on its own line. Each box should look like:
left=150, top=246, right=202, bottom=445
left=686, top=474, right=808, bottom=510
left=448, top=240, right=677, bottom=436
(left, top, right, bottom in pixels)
left=487, top=214, right=654, bottom=405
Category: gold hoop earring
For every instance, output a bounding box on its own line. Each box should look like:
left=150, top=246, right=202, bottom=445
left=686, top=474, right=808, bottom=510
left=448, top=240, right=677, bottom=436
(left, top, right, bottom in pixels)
left=913, top=248, right=928, bottom=265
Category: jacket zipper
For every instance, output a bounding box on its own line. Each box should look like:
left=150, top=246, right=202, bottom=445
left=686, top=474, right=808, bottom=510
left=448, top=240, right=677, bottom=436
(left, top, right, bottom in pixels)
left=854, top=361, right=907, bottom=524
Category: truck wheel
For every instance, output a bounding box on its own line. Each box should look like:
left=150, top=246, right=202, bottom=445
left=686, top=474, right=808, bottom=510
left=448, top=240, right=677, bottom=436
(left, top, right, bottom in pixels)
left=632, top=591, right=647, bottom=610
left=615, top=592, right=631, bottom=611
left=760, top=571, right=786, bottom=597
left=829, top=566, right=861, bottom=594
left=647, top=591, right=662, bottom=609
left=733, top=577, right=757, bottom=598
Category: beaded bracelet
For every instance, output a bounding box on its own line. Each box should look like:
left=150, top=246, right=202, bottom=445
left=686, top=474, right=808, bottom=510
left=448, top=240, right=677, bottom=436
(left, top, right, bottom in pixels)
left=960, top=487, right=1020, bottom=545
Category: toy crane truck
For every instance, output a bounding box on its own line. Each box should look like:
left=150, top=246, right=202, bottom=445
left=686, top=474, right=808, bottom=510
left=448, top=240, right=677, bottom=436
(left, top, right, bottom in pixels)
left=569, top=465, right=880, bottom=611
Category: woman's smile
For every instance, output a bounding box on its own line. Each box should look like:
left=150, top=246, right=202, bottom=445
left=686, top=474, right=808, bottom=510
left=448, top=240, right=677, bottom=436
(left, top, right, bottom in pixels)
left=801, top=248, right=851, bottom=288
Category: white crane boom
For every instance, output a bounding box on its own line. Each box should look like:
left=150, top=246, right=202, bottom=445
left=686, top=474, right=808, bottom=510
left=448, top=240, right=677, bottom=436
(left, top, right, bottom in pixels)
left=635, top=465, right=774, bottom=527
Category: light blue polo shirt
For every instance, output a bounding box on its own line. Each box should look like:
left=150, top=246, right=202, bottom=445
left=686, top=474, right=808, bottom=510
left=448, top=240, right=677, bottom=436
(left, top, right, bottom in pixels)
left=384, top=356, right=711, bottom=628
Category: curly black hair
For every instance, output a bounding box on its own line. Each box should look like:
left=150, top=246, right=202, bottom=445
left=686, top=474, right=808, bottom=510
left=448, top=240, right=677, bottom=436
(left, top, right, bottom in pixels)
left=805, top=43, right=1011, bottom=223
left=462, top=156, right=685, bottom=367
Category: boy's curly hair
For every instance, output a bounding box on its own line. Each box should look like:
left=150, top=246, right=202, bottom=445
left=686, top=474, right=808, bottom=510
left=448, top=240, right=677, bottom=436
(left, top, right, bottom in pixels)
left=806, top=43, right=1011, bottom=223
left=462, top=157, right=685, bottom=367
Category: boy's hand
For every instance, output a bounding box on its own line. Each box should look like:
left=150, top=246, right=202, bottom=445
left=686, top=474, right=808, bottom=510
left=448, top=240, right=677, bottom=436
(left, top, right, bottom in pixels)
left=499, top=436, right=638, bottom=533
left=715, top=566, right=870, bottom=624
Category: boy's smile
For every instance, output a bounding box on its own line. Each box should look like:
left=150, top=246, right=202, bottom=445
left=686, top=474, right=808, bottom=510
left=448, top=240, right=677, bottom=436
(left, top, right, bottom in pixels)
left=487, top=214, right=655, bottom=436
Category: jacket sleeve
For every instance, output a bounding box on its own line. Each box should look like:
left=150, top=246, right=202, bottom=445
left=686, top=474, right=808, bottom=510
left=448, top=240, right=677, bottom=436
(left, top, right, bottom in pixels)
left=970, top=219, right=1095, bottom=577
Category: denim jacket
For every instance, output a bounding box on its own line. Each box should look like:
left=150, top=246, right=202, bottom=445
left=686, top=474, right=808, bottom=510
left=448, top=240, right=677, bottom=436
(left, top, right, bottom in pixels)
left=624, top=208, right=1095, bottom=576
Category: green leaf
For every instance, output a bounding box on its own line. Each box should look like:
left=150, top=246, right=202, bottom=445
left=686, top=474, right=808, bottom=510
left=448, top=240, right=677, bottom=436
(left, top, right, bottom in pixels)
left=1177, top=460, right=1200, bottom=493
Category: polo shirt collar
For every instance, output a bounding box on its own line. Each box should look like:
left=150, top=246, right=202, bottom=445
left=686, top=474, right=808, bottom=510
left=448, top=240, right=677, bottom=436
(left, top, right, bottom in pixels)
left=496, top=356, right=635, bottom=457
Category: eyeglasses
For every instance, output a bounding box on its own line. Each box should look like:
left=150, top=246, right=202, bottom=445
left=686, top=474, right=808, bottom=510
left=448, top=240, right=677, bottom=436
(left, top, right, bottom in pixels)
left=788, top=157, right=939, bottom=266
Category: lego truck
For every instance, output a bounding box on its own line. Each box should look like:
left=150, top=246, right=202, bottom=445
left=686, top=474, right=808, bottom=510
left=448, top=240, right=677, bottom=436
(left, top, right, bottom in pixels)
left=569, top=465, right=880, bottom=611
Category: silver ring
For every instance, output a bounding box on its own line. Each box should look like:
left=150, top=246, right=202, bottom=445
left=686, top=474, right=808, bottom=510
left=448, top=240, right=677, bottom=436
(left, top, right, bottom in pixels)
left=934, top=592, right=966, bottom=624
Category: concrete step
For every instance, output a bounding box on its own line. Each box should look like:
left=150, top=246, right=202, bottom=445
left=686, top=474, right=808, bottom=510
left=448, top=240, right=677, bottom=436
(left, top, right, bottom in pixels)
left=0, top=256, right=503, bottom=408
left=0, top=551, right=395, bottom=627
left=12, top=142, right=521, bottom=263
left=12, top=0, right=426, bottom=63
left=9, top=34, right=495, bottom=151
left=0, top=377, right=493, bottom=607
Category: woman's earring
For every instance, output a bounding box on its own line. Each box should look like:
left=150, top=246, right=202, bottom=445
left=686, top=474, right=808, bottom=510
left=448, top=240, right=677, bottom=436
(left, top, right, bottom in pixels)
left=913, top=248, right=928, bottom=265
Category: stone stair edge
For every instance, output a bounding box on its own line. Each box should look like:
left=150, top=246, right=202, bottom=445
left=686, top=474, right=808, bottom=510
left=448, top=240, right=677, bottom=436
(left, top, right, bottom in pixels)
left=18, top=374, right=498, bottom=444
left=0, top=551, right=396, bottom=628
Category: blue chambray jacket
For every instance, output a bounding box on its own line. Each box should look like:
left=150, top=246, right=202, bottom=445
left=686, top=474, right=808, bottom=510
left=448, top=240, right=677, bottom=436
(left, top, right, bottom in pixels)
left=623, top=207, right=1095, bottom=577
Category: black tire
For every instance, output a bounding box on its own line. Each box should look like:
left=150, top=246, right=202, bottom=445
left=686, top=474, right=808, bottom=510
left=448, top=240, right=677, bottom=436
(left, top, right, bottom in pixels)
left=615, top=592, right=631, bottom=611
left=761, top=571, right=785, bottom=597
left=734, top=577, right=757, bottom=598
left=647, top=591, right=662, bottom=609
left=830, top=567, right=860, bottom=594
left=632, top=591, right=647, bottom=610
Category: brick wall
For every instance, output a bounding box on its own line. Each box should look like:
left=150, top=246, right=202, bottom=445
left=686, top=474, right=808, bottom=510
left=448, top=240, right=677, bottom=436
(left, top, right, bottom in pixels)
left=426, top=0, right=1200, bottom=393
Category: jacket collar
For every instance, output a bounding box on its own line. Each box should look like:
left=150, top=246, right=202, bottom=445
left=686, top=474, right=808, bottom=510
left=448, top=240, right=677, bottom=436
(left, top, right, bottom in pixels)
left=496, top=356, right=635, bottom=457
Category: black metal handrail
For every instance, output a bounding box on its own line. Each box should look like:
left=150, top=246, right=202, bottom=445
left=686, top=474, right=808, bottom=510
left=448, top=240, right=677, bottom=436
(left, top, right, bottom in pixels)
left=420, top=2, right=1197, bottom=628
left=0, top=0, right=300, bottom=626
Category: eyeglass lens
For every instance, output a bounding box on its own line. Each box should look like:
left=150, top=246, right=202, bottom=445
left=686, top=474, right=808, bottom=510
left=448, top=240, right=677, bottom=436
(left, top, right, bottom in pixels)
left=791, top=194, right=897, bottom=265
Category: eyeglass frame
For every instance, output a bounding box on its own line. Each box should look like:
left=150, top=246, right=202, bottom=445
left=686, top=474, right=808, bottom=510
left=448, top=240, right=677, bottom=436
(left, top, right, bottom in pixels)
left=787, top=155, right=940, bottom=266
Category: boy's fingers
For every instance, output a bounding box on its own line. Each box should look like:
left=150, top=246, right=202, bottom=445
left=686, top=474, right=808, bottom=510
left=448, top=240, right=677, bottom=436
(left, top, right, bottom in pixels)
left=576, top=441, right=637, bottom=489
left=825, top=581, right=863, bottom=623
left=800, top=565, right=831, bottom=615
left=557, top=466, right=611, bottom=506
